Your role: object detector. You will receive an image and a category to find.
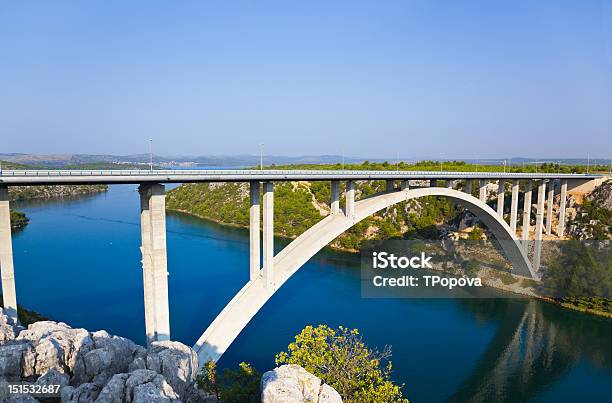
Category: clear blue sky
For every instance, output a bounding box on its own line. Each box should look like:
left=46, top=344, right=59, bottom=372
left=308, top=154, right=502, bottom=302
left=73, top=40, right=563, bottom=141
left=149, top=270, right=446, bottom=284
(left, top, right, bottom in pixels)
left=1, top=1, right=610, bottom=159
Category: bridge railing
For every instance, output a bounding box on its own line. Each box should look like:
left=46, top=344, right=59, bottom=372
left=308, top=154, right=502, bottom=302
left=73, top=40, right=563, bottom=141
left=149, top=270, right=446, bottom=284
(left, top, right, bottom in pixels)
left=0, top=169, right=601, bottom=178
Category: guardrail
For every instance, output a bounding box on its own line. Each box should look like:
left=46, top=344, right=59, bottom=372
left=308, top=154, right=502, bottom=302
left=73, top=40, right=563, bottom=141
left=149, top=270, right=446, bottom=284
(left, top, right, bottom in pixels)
left=0, top=169, right=602, bottom=177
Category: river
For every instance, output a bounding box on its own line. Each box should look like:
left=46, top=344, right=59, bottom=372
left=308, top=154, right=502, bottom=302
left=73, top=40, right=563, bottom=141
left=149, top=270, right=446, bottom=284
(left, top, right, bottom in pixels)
left=11, top=185, right=612, bottom=402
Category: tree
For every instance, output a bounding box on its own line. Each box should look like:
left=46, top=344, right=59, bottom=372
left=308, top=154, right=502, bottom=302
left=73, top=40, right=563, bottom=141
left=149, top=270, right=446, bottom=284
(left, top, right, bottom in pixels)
left=541, top=241, right=611, bottom=299
left=276, top=325, right=409, bottom=402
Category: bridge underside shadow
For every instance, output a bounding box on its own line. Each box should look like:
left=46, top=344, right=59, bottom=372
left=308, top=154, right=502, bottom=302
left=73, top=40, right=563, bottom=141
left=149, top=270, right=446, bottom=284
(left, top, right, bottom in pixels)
left=193, top=187, right=536, bottom=365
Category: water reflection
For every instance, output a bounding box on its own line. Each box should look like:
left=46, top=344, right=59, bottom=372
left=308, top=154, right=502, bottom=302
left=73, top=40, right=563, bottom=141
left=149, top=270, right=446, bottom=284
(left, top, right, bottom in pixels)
left=448, top=299, right=612, bottom=402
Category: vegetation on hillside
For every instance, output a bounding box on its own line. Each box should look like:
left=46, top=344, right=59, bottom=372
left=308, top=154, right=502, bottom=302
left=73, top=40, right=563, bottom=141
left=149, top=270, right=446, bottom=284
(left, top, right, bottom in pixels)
left=255, top=159, right=608, bottom=174
left=167, top=179, right=459, bottom=251
left=541, top=241, right=611, bottom=316
left=9, top=210, right=29, bottom=231
left=568, top=179, right=612, bottom=240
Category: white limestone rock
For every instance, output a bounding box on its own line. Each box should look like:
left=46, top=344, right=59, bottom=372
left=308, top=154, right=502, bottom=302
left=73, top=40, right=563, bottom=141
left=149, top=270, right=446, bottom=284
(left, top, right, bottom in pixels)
left=95, top=369, right=180, bottom=403
left=62, top=382, right=102, bottom=402
left=143, top=340, right=199, bottom=397
left=17, top=321, right=94, bottom=378
left=35, top=367, right=70, bottom=387
left=0, top=308, right=18, bottom=342
left=0, top=340, right=35, bottom=381
left=72, top=330, right=143, bottom=386
left=261, top=364, right=342, bottom=403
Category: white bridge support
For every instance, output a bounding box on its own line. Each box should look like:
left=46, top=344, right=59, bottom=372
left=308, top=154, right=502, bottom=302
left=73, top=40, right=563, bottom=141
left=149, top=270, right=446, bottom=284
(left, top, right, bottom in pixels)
left=0, top=186, right=18, bottom=325
left=522, top=181, right=533, bottom=245
left=330, top=180, right=340, bottom=214
left=497, top=179, right=505, bottom=217
left=546, top=181, right=555, bottom=235
left=386, top=180, right=394, bottom=192
left=465, top=179, right=472, bottom=195
left=510, top=180, right=519, bottom=233
left=533, top=180, right=546, bottom=272
left=479, top=180, right=487, bottom=202
left=139, top=183, right=170, bottom=344
left=249, top=182, right=260, bottom=281
left=558, top=180, right=568, bottom=237
left=345, top=180, right=355, bottom=218
left=263, top=182, right=274, bottom=288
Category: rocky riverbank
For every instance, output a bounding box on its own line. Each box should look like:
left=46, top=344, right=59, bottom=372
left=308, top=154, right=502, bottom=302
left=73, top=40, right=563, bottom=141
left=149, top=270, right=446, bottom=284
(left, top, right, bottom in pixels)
left=0, top=309, right=341, bottom=402
left=8, top=185, right=108, bottom=202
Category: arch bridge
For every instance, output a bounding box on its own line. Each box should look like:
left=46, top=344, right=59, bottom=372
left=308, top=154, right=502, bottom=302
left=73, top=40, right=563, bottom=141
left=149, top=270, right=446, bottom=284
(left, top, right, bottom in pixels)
left=0, top=169, right=605, bottom=365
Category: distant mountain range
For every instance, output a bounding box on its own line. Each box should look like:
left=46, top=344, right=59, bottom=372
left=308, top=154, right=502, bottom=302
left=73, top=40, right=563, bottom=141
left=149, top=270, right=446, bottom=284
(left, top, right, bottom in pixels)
left=0, top=153, right=609, bottom=168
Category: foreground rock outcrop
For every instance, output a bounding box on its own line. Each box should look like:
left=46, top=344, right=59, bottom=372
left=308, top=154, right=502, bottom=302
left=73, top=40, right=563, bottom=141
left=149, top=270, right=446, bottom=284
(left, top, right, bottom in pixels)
left=261, top=364, right=342, bottom=403
left=0, top=316, right=210, bottom=402
left=0, top=312, right=342, bottom=402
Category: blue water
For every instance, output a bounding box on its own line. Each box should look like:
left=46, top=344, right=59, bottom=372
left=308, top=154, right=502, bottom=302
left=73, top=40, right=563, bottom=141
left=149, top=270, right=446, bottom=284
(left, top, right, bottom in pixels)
left=11, top=186, right=612, bottom=402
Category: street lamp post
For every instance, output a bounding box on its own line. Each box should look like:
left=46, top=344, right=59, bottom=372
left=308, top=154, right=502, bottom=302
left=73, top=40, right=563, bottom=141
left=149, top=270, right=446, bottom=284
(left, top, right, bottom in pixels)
left=148, top=139, right=153, bottom=171
left=259, top=143, right=264, bottom=170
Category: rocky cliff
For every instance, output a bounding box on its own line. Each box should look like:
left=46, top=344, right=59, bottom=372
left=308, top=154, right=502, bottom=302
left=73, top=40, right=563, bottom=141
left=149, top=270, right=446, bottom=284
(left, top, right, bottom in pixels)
left=0, top=309, right=341, bottom=402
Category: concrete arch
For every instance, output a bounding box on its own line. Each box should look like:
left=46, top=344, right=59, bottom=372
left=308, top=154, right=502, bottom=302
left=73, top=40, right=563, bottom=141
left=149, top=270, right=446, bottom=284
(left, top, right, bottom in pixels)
left=193, top=187, right=535, bottom=365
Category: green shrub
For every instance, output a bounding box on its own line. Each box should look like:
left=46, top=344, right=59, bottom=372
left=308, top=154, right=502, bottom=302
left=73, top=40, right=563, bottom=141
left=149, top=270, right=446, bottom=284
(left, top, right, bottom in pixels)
left=275, top=325, right=408, bottom=403
left=496, top=271, right=518, bottom=285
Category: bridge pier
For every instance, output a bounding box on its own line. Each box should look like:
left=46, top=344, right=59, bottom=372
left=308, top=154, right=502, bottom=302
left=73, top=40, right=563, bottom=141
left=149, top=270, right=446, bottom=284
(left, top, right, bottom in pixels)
left=139, top=183, right=170, bottom=344
left=0, top=186, right=18, bottom=326
left=386, top=180, right=394, bottom=192
left=263, top=182, right=274, bottom=288
left=330, top=180, right=340, bottom=214
left=445, top=180, right=453, bottom=189
left=510, top=180, right=519, bottom=234
left=497, top=180, right=505, bottom=217
left=522, top=181, right=532, bottom=245
left=479, top=180, right=487, bottom=202
left=430, top=179, right=436, bottom=187
left=533, top=180, right=546, bottom=271
left=546, top=181, right=554, bottom=235
left=558, top=180, right=568, bottom=237
left=345, top=180, right=355, bottom=218
left=249, top=182, right=261, bottom=281
left=464, top=179, right=472, bottom=195
left=401, top=180, right=409, bottom=191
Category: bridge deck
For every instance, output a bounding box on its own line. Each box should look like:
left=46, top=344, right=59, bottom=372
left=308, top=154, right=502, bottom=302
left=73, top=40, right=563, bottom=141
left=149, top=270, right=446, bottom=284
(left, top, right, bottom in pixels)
left=0, top=169, right=602, bottom=185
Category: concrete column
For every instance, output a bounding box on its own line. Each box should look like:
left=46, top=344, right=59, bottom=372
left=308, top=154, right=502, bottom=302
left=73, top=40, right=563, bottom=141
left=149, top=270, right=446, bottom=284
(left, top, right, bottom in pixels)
left=533, top=180, right=546, bottom=271
left=386, top=180, right=394, bottom=192
left=445, top=180, right=453, bottom=189
left=249, top=182, right=260, bottom=281
left=263, top=182, right=274, bottom=288
left=345, top=180, right=355, bottom=218
left=522, top=181, right=533, bottom=243
left=139, top=183, right=170, bottom=344
left=430, top=179, right=436, bottom=187
left=479, top=180, right=487, bottom=203
left=545, top=181, right=554, bottom=235
left=330, top=180, right=340, bottom=215
left=464, top=180, right=472, bottom=195
left=510, top=180, right=519, bottom=234
left=558, top=180, right=568, bottom=237
left=497, top=179, right=505, bottom=217
left=0, top=186, right=18, bottom=325
left=400, top=180, right=409, bottom=191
